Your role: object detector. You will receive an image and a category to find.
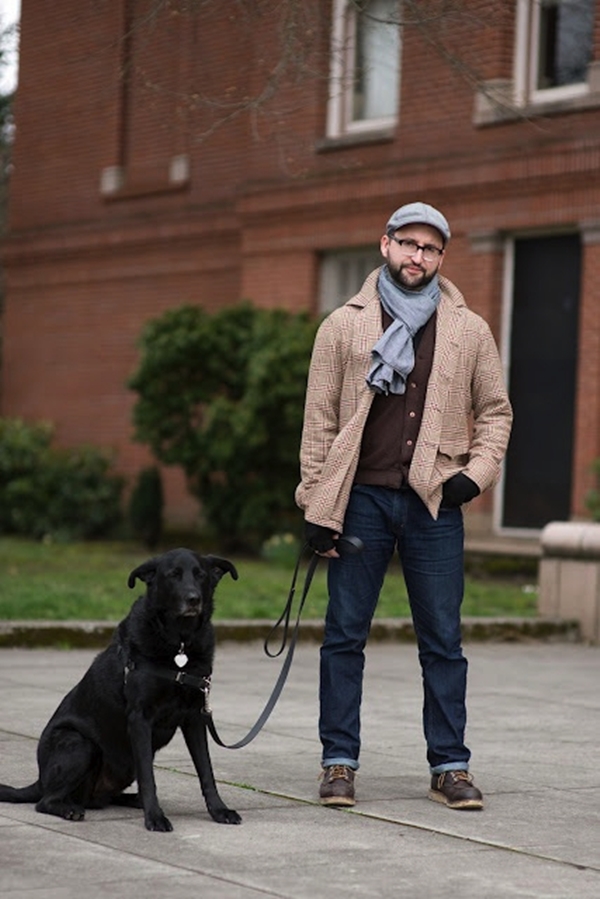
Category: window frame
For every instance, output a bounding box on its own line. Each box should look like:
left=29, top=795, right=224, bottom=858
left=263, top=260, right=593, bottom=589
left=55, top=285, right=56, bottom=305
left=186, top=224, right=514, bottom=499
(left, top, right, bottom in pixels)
left=514, top=0, right=594, bottom=107
left=318, top=246, right=383, bottom=314
left=326, top=0, right=401, bottom=140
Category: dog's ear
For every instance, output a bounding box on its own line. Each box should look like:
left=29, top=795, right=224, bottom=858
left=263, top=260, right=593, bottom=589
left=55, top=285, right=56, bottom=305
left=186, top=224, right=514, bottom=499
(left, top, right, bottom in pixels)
left=204, top=555, right=239, bottom=583
left=127, top=559, right=159, bottom=588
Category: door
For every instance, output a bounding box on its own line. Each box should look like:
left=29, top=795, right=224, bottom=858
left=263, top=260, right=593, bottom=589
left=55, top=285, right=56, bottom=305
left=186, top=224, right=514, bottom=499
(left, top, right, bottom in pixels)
left=501, top=233, right=581, bottom=530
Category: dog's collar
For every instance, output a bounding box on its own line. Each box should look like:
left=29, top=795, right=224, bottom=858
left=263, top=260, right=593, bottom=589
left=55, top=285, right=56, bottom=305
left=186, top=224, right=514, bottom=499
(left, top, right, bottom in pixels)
left=123, top=656, right=212, bottom=694
left=117, top=641, right=212, bottom=698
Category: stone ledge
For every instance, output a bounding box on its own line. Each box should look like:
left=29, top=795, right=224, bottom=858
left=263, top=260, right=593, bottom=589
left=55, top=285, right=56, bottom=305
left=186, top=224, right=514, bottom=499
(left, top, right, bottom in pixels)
left=0, top=617, right=581, bottom=649
left=541, top=521, right=600, bottom=559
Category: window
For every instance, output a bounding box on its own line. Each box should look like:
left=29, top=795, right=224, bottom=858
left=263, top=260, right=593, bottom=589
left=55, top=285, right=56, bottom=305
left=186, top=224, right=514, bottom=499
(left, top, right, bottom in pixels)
left=515, top=0, right=595, bottom=105
left=319, top=247, right=382, bottom=313
left=100, top=1, right=191, bottom=198
left=326, top=0, right=401, bottom=139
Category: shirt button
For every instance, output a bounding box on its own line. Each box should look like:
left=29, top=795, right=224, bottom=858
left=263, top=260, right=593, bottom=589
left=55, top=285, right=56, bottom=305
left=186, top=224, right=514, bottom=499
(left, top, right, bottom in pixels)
left=410, top=382, right=417, bottom=388
left=409, top=411, right=416, bottom=418
left=406, top=440, right=413, bottom=447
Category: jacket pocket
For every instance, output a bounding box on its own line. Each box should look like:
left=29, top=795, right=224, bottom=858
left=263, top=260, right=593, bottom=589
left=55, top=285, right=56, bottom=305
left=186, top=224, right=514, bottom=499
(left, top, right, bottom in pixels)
left=438, top=435, right=470, bottom=463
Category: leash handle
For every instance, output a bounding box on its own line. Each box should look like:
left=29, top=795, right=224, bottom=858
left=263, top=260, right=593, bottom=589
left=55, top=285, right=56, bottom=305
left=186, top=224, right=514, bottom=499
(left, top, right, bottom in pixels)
left=204, top=546, right=320, bottom=750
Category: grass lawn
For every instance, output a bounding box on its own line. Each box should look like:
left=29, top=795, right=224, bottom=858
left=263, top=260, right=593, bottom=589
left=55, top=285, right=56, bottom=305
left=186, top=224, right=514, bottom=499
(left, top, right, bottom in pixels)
left=0, top=537, right=539, bottom=621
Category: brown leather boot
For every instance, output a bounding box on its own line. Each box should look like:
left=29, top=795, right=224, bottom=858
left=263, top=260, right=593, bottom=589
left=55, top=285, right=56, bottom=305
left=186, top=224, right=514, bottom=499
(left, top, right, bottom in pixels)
left=428, top=770, right=483, bottom=810
left=319, top=765, right=356, bottom=807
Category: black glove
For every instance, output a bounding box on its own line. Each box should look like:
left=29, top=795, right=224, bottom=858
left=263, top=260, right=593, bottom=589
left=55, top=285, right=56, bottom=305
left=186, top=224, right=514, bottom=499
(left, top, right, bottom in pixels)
left=441, top=473, right=480, bottom=508
left=305, top=521, right=338, bottom=553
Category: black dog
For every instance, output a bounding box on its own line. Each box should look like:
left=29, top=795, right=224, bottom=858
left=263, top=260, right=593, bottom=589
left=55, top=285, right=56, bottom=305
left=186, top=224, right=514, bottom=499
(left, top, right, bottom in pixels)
left=0, top=548, right=241, bottom=831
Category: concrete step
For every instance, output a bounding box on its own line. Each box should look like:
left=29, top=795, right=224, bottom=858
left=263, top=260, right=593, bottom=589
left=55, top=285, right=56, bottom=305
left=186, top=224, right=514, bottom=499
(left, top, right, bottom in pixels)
left=0, top=616, right=580, bottom=649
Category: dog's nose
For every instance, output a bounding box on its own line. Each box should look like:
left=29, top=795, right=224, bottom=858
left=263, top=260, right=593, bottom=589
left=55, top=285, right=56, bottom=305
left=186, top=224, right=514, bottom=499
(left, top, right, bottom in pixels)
left=181, top=593, right=202, bottom=616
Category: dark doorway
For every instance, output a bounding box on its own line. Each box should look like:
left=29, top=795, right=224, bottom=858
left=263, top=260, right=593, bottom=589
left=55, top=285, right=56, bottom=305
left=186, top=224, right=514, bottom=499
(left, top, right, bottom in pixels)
left=501, top=233, right=581, bottom=529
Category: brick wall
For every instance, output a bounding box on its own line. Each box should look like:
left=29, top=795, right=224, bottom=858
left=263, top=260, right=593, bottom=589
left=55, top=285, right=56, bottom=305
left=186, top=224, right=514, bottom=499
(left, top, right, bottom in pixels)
left=4, top=0, right=600, bottom=533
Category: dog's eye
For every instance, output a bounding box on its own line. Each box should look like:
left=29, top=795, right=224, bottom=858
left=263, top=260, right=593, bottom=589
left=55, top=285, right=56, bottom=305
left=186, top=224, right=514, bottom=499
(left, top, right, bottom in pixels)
left=169, top=567, right=183, bottom=579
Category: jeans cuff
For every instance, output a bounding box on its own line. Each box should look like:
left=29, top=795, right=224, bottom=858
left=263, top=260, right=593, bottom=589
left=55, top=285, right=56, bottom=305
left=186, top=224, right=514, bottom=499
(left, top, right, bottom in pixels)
left=322, top=757, right=359, bottom=771
left=430, top=762, right=469, bottom=775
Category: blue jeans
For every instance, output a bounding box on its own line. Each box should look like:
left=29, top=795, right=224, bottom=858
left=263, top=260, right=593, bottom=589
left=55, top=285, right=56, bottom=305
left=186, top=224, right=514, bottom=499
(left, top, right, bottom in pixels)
left=320, top=485, right=470, bottom=775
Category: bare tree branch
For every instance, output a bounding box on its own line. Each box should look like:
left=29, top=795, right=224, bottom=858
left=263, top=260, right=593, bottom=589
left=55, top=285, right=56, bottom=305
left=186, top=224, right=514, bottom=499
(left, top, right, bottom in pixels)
left=118, top=0, right=531, bottom=149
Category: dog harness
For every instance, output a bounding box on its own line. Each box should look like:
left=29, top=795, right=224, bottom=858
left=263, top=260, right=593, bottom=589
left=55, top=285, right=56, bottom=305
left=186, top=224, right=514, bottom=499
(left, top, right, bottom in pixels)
left=118, top=641, right=213, bottom=714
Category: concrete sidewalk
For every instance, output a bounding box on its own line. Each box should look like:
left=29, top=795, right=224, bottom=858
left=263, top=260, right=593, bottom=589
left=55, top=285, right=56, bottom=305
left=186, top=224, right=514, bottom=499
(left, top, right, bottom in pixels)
left=0, top=641, right=598, bottom=898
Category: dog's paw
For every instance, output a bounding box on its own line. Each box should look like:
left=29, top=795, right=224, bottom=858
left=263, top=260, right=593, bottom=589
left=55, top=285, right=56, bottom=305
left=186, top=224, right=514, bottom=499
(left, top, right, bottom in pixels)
left=64, top=806, right=85, bottom=822
left=211, top=807, right=242, bottom=825
left=144, top=811, right=174, bottom=832
left=36, top=798, right=85, bottom=821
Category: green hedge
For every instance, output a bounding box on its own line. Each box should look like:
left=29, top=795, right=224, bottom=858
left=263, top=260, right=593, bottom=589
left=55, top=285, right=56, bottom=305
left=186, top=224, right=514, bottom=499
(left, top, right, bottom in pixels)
left=128, top=465, right=164, bottom=549
left=0, top=419, right=124, bottom=540
left=129, top=302, right=319, bottom=550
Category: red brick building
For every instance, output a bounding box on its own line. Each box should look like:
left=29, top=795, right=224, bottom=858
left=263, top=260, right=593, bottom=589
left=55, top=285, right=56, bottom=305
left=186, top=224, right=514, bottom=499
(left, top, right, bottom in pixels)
left=3, top=0, right=600, bottom=537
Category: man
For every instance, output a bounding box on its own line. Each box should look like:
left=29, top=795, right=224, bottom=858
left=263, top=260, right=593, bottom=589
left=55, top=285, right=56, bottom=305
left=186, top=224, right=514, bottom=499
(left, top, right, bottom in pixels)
left=296, top=202, right=512, bottom=810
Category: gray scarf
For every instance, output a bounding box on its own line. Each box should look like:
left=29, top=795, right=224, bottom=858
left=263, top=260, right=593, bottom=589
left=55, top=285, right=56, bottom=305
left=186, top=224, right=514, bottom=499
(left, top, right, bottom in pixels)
left=366, top=266, right=440, bottom=395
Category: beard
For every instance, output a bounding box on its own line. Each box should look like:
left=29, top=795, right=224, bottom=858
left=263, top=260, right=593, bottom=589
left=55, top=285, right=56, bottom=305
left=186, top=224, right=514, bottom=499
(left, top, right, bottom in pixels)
left=387, top=259, right=438, bottom=290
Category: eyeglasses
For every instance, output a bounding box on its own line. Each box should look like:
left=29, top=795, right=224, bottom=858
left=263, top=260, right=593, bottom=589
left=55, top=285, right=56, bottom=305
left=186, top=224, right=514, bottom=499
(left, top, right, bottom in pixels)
left=388, top=236, right=444, bottom=264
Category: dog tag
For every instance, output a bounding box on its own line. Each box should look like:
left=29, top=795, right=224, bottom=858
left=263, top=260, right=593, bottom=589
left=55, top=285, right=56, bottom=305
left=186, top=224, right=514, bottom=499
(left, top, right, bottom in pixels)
left=174, top=644, right=188, bottom=668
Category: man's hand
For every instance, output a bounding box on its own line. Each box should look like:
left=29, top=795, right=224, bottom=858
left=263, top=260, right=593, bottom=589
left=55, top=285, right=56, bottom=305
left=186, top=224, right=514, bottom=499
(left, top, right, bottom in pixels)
left=305, top=522, right=340, bottom=557
left=441, top=473, right=480, bottom=508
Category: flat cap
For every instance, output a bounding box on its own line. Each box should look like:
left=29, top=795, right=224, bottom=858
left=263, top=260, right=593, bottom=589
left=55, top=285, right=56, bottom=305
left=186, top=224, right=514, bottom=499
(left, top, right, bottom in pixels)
left=386, top=202, right=451, bottom=243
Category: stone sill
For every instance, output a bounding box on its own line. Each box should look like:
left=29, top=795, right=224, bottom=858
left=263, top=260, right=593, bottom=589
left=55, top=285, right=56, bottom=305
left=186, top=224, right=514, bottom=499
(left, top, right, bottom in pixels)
left=474, top=75, right=600, bottom=128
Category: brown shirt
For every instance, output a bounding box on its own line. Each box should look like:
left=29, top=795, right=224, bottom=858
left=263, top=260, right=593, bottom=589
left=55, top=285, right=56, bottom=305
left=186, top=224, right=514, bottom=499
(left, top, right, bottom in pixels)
left=354, top=309, right=436, bottom=488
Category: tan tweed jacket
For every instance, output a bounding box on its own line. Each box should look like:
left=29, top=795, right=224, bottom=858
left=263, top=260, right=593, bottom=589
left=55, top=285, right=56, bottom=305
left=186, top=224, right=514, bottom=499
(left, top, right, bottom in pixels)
left=295, top=269, right=513, bottom=530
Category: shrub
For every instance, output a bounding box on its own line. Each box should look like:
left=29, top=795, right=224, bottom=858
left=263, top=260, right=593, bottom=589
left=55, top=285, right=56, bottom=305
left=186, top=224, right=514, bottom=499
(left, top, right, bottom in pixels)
left=128, top=466, right=164, bottom=549
left=0, top=418, right=124, bottom=540
left=0, top=419, right=53, bottom=530
left=129, top=302, right=319, bottom=550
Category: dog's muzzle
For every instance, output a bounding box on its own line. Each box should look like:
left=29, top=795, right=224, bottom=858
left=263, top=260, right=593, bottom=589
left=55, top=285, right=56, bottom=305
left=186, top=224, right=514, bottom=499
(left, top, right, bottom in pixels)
left=180, top=596, right=203, bottom=617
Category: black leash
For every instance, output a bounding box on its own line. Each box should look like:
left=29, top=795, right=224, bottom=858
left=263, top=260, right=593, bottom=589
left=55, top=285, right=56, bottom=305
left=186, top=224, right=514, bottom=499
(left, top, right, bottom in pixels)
left=203, top=534, right=363, bottom=750
left=202, top=544, right=320, bottom=749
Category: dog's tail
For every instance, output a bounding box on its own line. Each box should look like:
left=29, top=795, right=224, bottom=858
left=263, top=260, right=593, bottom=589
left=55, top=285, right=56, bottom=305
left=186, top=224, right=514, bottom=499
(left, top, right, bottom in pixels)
left=0, top=781, right=43, bottom=803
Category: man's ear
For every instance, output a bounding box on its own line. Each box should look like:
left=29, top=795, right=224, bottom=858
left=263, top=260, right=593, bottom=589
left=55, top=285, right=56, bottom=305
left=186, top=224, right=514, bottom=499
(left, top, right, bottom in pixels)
left=380, top=234, right=390, bottom=260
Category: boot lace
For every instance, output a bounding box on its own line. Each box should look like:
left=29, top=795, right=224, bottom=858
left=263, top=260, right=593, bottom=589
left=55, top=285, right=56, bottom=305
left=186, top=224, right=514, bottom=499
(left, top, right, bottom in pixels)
left=439, top=770, right=473, bottom=787
left=321, top=764, right=353, bottom=783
